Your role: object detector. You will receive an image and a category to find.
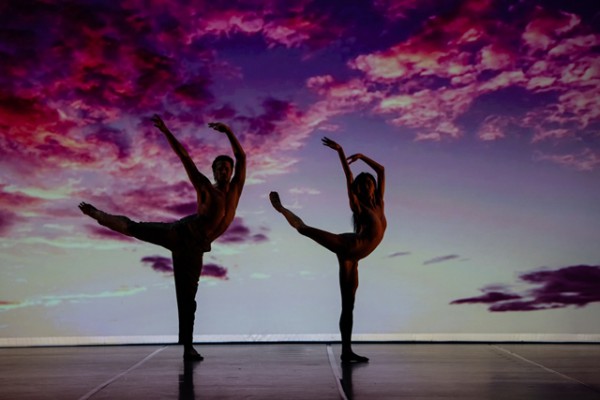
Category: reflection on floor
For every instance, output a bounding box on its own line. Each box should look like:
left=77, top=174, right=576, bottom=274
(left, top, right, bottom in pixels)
left=1, top=343, right=599, bottom=399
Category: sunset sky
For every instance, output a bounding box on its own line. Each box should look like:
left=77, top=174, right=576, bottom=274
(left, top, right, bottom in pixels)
left=1, top=0, right=599, bottom=341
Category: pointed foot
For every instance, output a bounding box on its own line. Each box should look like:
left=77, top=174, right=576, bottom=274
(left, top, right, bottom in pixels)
left=78, top=202, right=100, bottom=219
left=269, top=191, right=284, bottom=212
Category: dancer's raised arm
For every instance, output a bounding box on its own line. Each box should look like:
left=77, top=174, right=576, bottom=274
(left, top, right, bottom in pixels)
left=151, top=114, right=212, bottom=194
left=208, top=122, right=246, bottom=194
left=348, top=153, right=385, bottom=202
left=322, top=137, right=359, bottom=212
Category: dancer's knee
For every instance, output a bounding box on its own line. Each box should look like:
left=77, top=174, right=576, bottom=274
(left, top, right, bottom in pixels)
left=297, top=225, right=310, bottom=235
left=120, top=218, right=140, bottom=237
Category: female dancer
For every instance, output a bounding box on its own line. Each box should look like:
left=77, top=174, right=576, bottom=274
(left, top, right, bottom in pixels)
left=270, top=137, right=386, bottom=363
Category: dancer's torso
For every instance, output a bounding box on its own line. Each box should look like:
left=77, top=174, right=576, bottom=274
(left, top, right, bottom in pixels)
left=187, top=184, right=241, bottom=247
left=352, top=202, right=386, bottom=259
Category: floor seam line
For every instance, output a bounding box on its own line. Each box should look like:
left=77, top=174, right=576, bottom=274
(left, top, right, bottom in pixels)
left=492, top=345, right=599, bottom=393
left=78, top=345, right=167, bottom=400
left=326, top=343, right=348, bottom=400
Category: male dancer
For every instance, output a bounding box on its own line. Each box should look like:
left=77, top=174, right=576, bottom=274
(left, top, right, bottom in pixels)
left=79, top=115, right=246, bottom=361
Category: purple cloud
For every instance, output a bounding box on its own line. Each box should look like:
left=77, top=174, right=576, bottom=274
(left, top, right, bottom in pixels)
left=217, top=217, right=269, bottom=244
left=166, top=201, right=198, bottom=217
left=86, top=127, right=131, bottom=160
left=423, top=254, right=460, bottom=265
left=451, top=290, right=522, bottom=305
left=388, top=251, right=411, bottom=258
left=202, top=263, right=229, bottom=280
left=141, top=255, right=173, bottom=273
left=210, top=104, right=238, bottom=120
left=174, top=77, right=214, bottom=107
left=451, top=265, right=600, bottom=312
left=140, top=255, right=229, bottom=280
left=235, top=97, right=298, bottom=137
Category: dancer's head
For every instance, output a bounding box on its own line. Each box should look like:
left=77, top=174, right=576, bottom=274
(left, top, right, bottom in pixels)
left=352, top=172, right=376, bottom=204
left=212, top=155, right=234, bottom=185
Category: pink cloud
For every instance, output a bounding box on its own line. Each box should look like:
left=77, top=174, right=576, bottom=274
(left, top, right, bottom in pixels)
left=0, top=92, right=61, bottom=133
left=479, top=44, right=514, bottom=70
left=533, top=149, right=600, bottom=172
left=477, top=115, right=509, bottom=141
left=325, top=0, right=600, bottom=169
left=263, top=14, right=341, bottom=49
left=0, top=186, right=45, bottom=211
left=0, top=0, right=228, bottom=187
left=522, top=7, right=579, bottom=51
left=78, top=179, right=202, bottom=224
left=86, top=127, right=132, bottom=160
left=530, top=128, right=571, bottom=144
left=2, top=0, right=599, bottom=249
left=556, top=87, right=600, bottom=128
left=0, top=187, right=53, bottom=238
left=201, top=10, right=265, bottom=37
left=164, top=1, right=350, bottom=51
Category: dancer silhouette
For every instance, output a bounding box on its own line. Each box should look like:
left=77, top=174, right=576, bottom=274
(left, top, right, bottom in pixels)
left=270, top=137, right=386, bottom=363
left=79, top=114, right=246, bottom=361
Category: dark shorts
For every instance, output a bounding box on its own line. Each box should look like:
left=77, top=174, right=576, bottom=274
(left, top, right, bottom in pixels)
left=129, top=214, right=211, bottom=253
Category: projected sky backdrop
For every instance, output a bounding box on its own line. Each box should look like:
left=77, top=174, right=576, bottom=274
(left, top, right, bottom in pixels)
left=1, top=0, right=599, bottom=340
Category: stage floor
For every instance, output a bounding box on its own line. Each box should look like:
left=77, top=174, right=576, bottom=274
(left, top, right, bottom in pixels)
left=1, top=343, right=599, bottom=399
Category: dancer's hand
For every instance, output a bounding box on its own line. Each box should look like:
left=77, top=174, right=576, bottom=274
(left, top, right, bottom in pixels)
left=151, top=114, right=168, bottom=133
left=347, top=153, right=363, bottom=164
left=208, top=122, right=231, bottom=133
left=322, top=137, right=342, bottom=151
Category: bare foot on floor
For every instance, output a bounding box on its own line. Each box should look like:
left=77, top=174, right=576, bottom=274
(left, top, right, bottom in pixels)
left=341, top=352, right=369, bottom=364
left=183, top=347, right=204, bottom=362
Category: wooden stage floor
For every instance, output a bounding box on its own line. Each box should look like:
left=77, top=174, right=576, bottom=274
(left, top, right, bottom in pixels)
left=1, top=343, right=599, bottom=399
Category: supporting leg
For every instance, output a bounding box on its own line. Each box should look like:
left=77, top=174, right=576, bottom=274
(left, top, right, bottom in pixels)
left=338, top=258, right=368, bottom=364
left=173, top=251, right=204, bottom=362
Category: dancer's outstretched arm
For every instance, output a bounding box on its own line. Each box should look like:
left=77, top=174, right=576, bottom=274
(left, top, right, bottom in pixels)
left=348, top=153, right=385, bottom=202
left=209, top=122, right=246, bottom=197
left=151, top=114, right=213, bottom=194
left=322, top=137, right=359, bottom=213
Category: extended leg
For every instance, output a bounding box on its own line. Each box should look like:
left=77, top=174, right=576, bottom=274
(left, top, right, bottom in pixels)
left=270, top=192, right=351, bottom=254
left=339, top=258, right=368, bottom=364
left=269, top=192, right=305, bottom=229
left=79, top=202, right=177, bottom=249
left=79, top=202, right=132, bottom=235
